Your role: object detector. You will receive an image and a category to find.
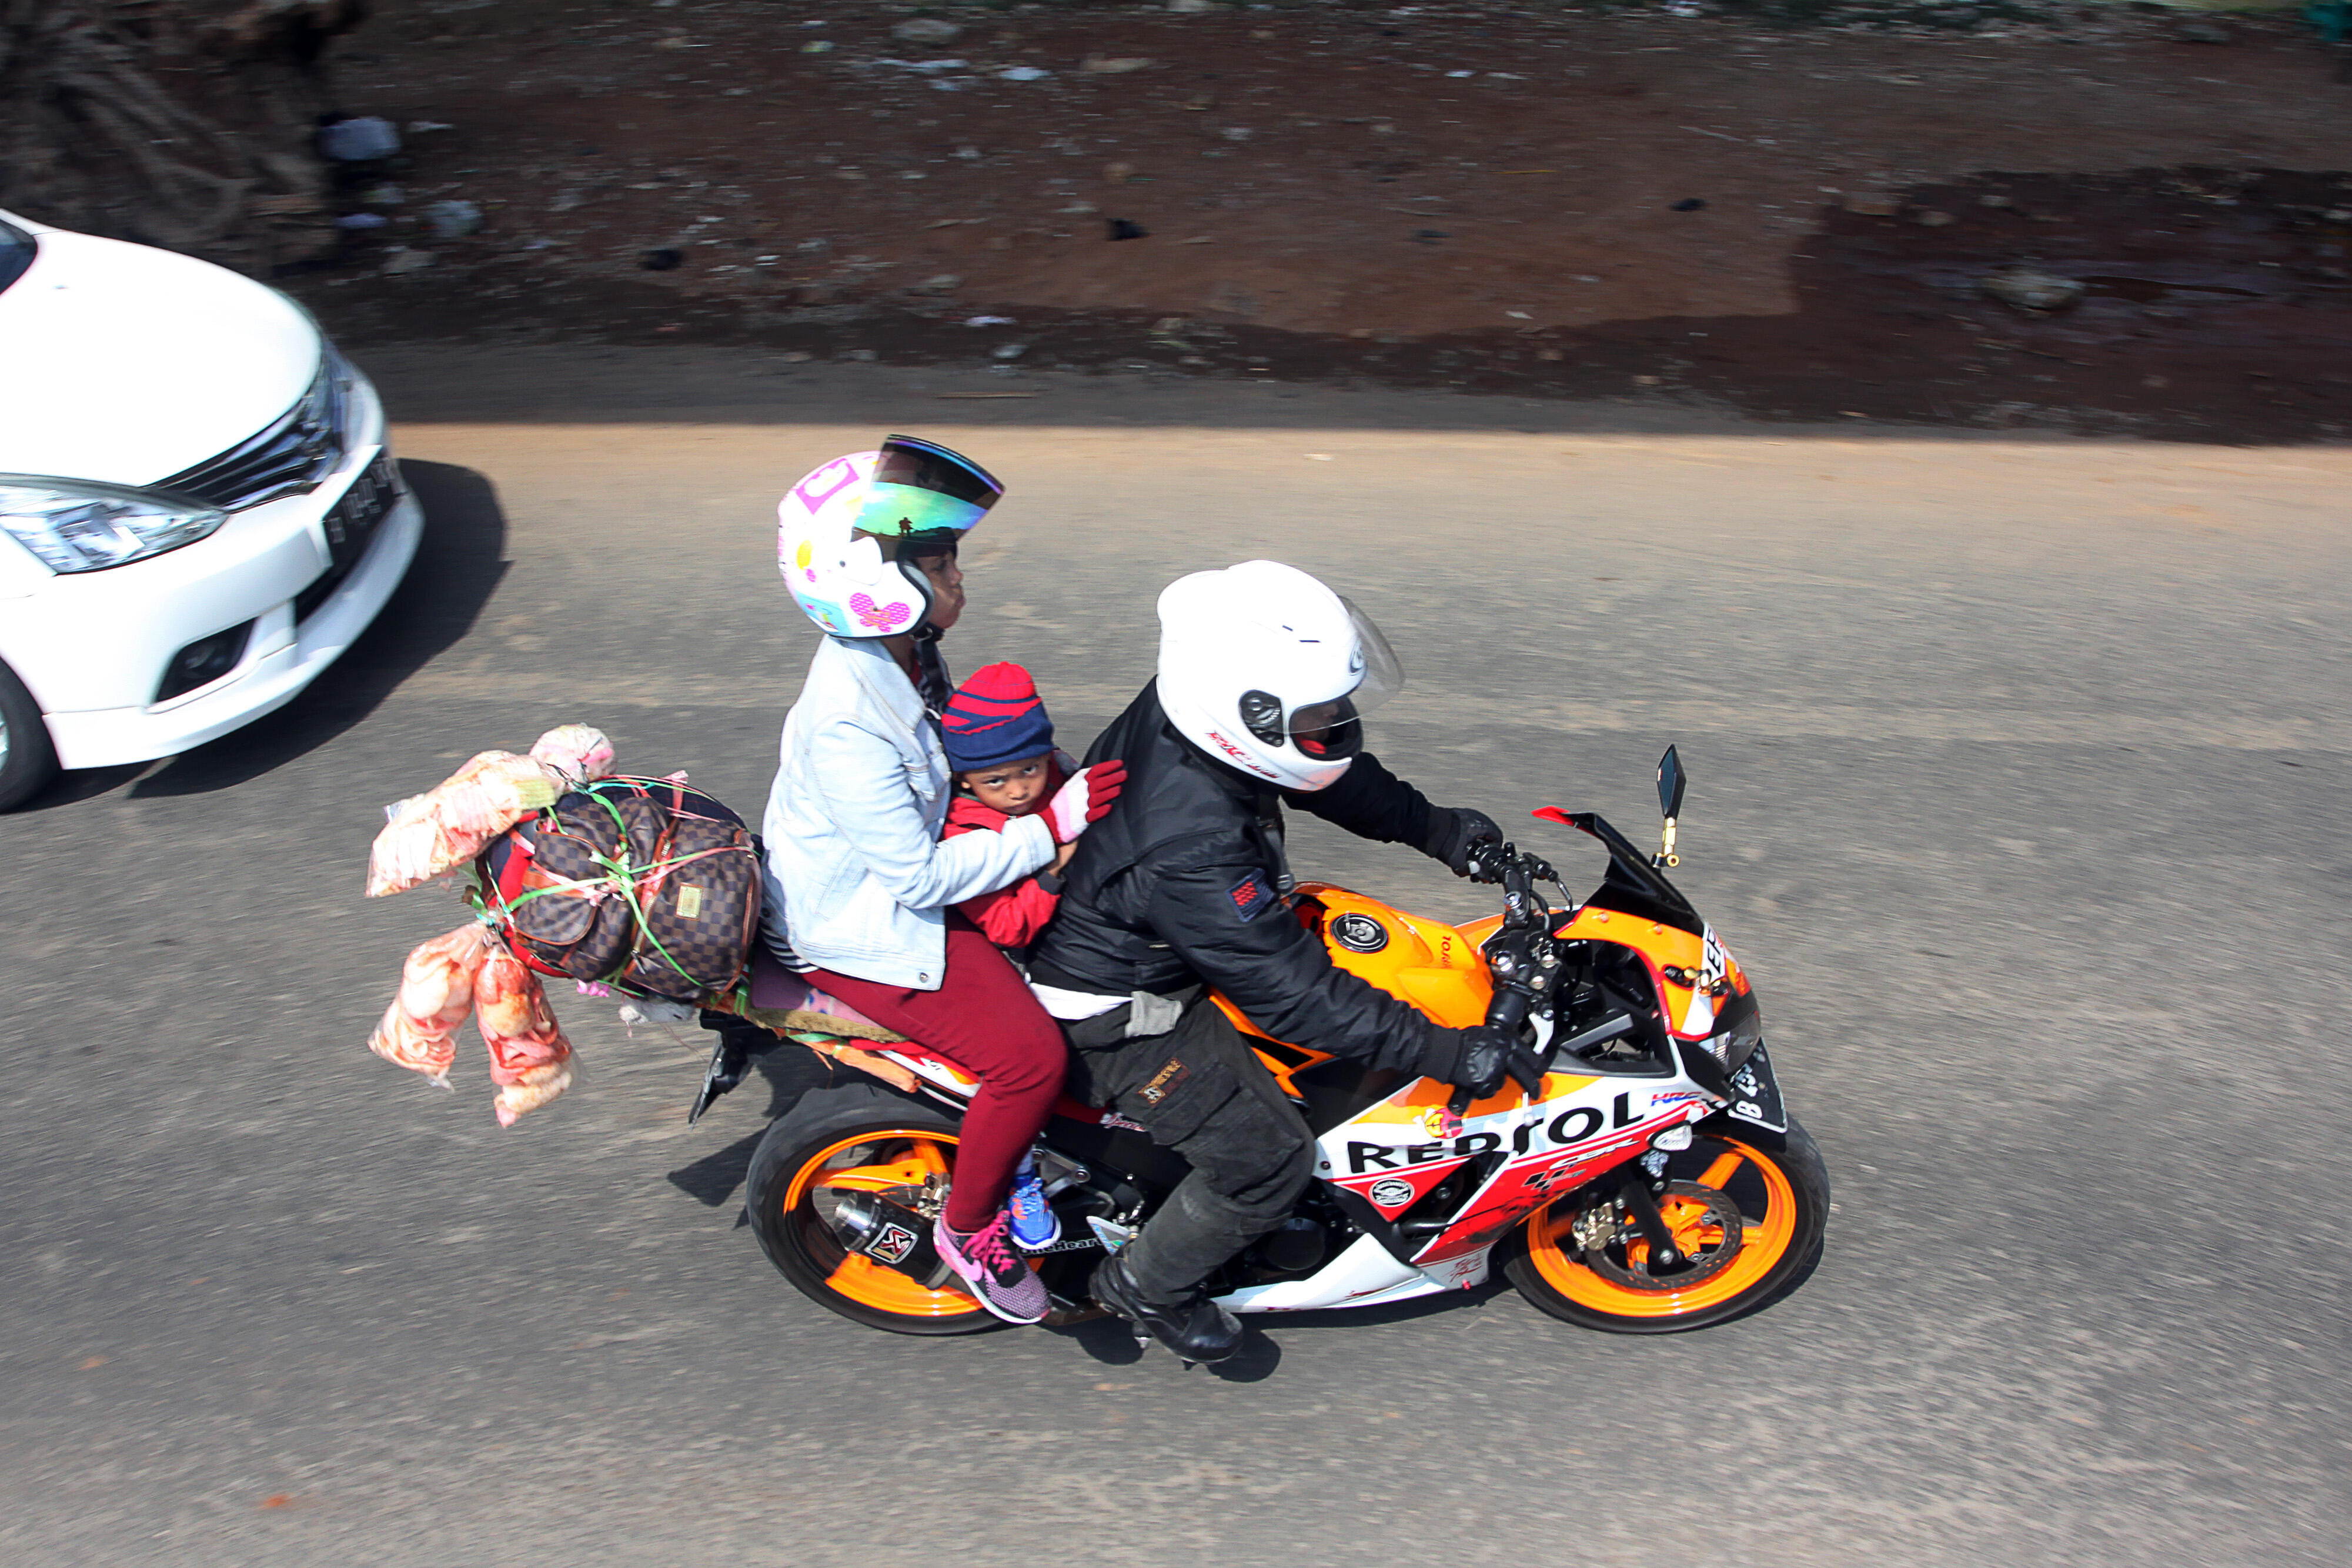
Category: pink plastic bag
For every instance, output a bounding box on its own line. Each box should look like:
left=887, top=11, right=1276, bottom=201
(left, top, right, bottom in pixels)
left=368, top=924, right=496, bottom=1086
left=474, top=940, right=577, bottom=1127
left=366, top=751, right=558, bottom=898
left=367, top=924, right=577, bottom=1125
left=364, top=726, right=617, bottom=898
left=529, top=724, right=616, bottom=787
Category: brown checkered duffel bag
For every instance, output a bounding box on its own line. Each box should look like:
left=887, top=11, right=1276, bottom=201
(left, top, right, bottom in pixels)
left=477, top=775, right=760, bottom=1002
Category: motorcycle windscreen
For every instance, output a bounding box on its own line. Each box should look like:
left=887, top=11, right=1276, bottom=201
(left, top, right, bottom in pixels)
left=1290, top=596, right=1406, bottom=758
left=853, top=434, right=1005, bottom=540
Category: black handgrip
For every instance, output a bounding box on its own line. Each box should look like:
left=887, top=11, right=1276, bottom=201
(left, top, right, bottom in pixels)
left=1449, top=987, right=1537, bottom=1115
left=1486, top=987, right=1532, bottom=1034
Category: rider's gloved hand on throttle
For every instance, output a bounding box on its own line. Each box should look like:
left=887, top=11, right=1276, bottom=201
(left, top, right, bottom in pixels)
left=1434, top=1025, right=1546, bottom=1099
left=1423, top=806, right=1504, bottom=880
left=1046, top=760, right=1128, bottom=844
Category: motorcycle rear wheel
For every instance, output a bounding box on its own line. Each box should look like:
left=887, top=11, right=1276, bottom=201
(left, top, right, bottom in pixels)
left=744, top=1081, right=995, bottom=1336
left=1502, top=1115, right=1828, bottom=1335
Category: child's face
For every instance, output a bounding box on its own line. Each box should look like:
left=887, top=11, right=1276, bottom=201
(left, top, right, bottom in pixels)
left=958, top=753, right=1053, bottom=816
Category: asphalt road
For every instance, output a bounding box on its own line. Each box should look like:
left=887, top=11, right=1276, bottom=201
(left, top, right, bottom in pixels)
left=3, top=350, right=2347, bottom=1567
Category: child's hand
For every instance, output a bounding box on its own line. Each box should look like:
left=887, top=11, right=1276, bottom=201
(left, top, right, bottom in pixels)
left=1050, top=842, right=1078, bottom=874
left=1045, top=760, right=1127, bottom=843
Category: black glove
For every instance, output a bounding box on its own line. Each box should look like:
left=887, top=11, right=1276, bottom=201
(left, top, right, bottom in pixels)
left=1429, top=1025, right=1546, bottom=1099
left=1422, top=806, right=1504, bottom=880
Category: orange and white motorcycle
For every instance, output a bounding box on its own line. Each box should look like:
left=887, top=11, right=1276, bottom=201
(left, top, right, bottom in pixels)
left=742, top=748, right=1829, bottom=1336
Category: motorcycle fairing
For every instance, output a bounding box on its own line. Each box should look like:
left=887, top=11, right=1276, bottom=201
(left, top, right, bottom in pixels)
left=1314, top=1066, right=1716, bottom=1271
left=1248, top=880, right=1742, bottom=1303
left=1721, top=1041, right=1788, bottom=1134
left=1532, top=807, right=1703, bottom=935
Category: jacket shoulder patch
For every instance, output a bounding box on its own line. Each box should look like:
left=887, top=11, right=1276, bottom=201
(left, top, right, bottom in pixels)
left=1227, top=870, right=1275, bottom=923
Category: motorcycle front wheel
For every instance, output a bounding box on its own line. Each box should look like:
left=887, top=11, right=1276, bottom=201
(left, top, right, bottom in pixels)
left=1502, top=1115, right=1829, bottom=1334
left=744, top=1081, right=996, bottom=1335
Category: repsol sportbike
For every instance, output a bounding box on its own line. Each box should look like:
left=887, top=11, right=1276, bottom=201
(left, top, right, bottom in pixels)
left=741, top=748, right=1828, bottom=1335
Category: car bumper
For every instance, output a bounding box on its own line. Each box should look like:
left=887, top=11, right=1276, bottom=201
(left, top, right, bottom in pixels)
left=5, top=367, right=425, bottom=771
left=42, top=487, right=422, bottom=769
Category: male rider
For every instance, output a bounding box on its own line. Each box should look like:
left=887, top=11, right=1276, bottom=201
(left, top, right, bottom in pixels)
left=1027, top=560, right=1544, bottom=1363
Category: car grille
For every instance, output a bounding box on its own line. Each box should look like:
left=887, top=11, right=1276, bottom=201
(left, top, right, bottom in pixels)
left=157, top=349, right=349, bottom=511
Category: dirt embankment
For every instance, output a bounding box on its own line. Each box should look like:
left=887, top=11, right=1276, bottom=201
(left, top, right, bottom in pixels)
left=289, top=3, right=2352, bottom=440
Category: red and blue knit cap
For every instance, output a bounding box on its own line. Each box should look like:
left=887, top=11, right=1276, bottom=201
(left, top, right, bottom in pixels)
left=941, top=661, right=1055, bottom=772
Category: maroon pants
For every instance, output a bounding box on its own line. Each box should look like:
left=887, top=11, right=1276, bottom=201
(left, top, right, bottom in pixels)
left=804, top=917, right=1067, bottom=1233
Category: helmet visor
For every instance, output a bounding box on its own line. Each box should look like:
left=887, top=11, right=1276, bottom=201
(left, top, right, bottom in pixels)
left=1288, top=598, right=1404, bottom=758
left=1289, top=695, right=1361, bottom=760
left=855, top=435, right=1004, bottom=541
left=1338, top=595, right=1404, bottom=713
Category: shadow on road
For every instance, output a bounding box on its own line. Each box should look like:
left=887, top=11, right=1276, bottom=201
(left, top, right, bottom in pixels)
left=666, top=1043, right=840, bottom=1209
left=12, top=760, right=152, bottom=813
left=127, top=459, right=509, bottom=798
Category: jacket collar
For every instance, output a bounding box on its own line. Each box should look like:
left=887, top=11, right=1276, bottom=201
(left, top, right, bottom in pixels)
left=831, top=634, right=935, bottom=733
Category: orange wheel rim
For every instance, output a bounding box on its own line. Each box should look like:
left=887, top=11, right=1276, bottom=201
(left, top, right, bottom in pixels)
left=1525, top=1134, right=1799, bottom=1319
left=781, top=1129, right=981, bottom=1319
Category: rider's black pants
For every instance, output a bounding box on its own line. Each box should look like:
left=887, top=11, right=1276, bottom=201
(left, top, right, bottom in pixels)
left=1062, top=994, right=1316, bottom=1305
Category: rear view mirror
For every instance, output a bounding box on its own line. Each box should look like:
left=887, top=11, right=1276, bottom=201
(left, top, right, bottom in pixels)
left=1656, top=746, right=1686, bottom=820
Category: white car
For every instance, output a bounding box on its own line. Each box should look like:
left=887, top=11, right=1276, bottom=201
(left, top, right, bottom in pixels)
left=0, top=208, right=423, bottom=810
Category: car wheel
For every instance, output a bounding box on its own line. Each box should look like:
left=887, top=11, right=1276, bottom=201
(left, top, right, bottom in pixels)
left=0, top=660, right=60, bottom=812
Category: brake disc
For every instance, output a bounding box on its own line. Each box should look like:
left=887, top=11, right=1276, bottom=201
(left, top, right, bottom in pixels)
left=1578, top=1179, right=1746, bottom=1292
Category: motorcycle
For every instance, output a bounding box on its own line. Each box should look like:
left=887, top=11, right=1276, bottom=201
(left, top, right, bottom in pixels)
left=739, top=748, right=1828, bottom=1336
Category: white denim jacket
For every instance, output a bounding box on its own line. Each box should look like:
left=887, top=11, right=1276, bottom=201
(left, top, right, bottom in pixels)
left=760, top=635, right=1055, bottom=988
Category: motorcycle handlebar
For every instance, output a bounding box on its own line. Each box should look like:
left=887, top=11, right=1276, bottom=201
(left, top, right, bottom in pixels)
left=1444, top=978, right=1542, bottom=1117
left=1486, top=986, right=1532, bottom=1034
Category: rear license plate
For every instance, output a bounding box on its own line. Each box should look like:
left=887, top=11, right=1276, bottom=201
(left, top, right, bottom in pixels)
left=321, top=452, right=398, bottom=569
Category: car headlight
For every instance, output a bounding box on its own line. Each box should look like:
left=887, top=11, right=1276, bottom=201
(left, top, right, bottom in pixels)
left=0, top=476, right=227, bottom=573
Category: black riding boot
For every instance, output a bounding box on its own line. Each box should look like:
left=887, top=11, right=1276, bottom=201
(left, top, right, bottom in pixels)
left=1088, top=1253, right=1244, bottom=1364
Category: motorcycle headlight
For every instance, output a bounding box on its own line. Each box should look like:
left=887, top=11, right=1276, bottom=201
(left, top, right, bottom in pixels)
left=1708, top=999, right=1764, bottom=1071
left=0, top=477, right=227, bottom=573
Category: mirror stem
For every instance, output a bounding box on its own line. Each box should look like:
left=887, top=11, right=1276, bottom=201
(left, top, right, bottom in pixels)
left=1655, top=817, right=1679, bottom=870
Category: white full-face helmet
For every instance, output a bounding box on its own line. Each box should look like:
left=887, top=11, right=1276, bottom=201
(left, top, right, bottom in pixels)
left=777, top=435, right=1003, bottom=638
left=1156, top=560, right=1404, bottom=793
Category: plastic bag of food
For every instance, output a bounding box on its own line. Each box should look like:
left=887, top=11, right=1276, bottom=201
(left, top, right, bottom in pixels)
left=475, top=940, right=577, bottom=1126
left=368, top=924, right=496, bottom=1086
left=529, top=724, right=615, bottom=787
left=366, top=726, right=618, bottom=898
left=366, top=751, right=562, bottom=898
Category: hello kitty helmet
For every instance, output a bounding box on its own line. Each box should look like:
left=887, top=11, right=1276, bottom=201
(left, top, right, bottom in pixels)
left=777, top=436, right=1004, bottom=638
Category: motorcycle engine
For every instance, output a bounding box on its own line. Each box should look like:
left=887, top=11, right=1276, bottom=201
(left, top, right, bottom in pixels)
left=1248, top=1215, right=1331, bottom=1278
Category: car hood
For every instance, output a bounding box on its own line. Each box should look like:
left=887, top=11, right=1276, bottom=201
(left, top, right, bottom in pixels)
left=0, top=223, right=319, bottom=489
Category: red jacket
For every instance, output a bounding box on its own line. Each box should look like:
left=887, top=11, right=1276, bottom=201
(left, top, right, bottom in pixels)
left=941, top=762, right=1066, bottom=950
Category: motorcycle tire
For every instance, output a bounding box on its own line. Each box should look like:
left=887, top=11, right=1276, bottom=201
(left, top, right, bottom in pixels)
left=1502, top=1114, right=1829, bottom=1335
left=743, top=1080, right=997, bottom=1336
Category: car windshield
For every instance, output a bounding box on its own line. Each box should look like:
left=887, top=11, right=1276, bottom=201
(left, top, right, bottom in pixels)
left=0, top=216, right=34, bottom=294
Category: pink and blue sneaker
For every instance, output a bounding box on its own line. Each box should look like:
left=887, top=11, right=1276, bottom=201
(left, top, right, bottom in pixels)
left=934, top=1210, right=1050, bottom=1324
left=1007, top=1151, right=1061, bottom=1251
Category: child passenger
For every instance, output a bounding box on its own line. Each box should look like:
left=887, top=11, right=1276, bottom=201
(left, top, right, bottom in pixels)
left=940, top=663, right=1074, bottom=955
left=938, top=661, right=1077, bottom=1251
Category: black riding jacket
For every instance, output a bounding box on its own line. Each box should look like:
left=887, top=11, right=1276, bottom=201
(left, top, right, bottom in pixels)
left=1028, top=681, right=1460, bottom=1075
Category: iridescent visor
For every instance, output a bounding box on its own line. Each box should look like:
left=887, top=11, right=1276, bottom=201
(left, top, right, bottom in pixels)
left=854, top=434, right=1004, bottom=539
left=853, top=482, right=990, bottom=540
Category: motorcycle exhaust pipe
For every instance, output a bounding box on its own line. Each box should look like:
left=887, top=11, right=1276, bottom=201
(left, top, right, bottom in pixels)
left=833, top=1192, right=957, bottom=1289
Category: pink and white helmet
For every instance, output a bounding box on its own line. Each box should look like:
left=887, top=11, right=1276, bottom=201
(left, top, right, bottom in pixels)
left=776, top=435, right=1004, bottom=638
